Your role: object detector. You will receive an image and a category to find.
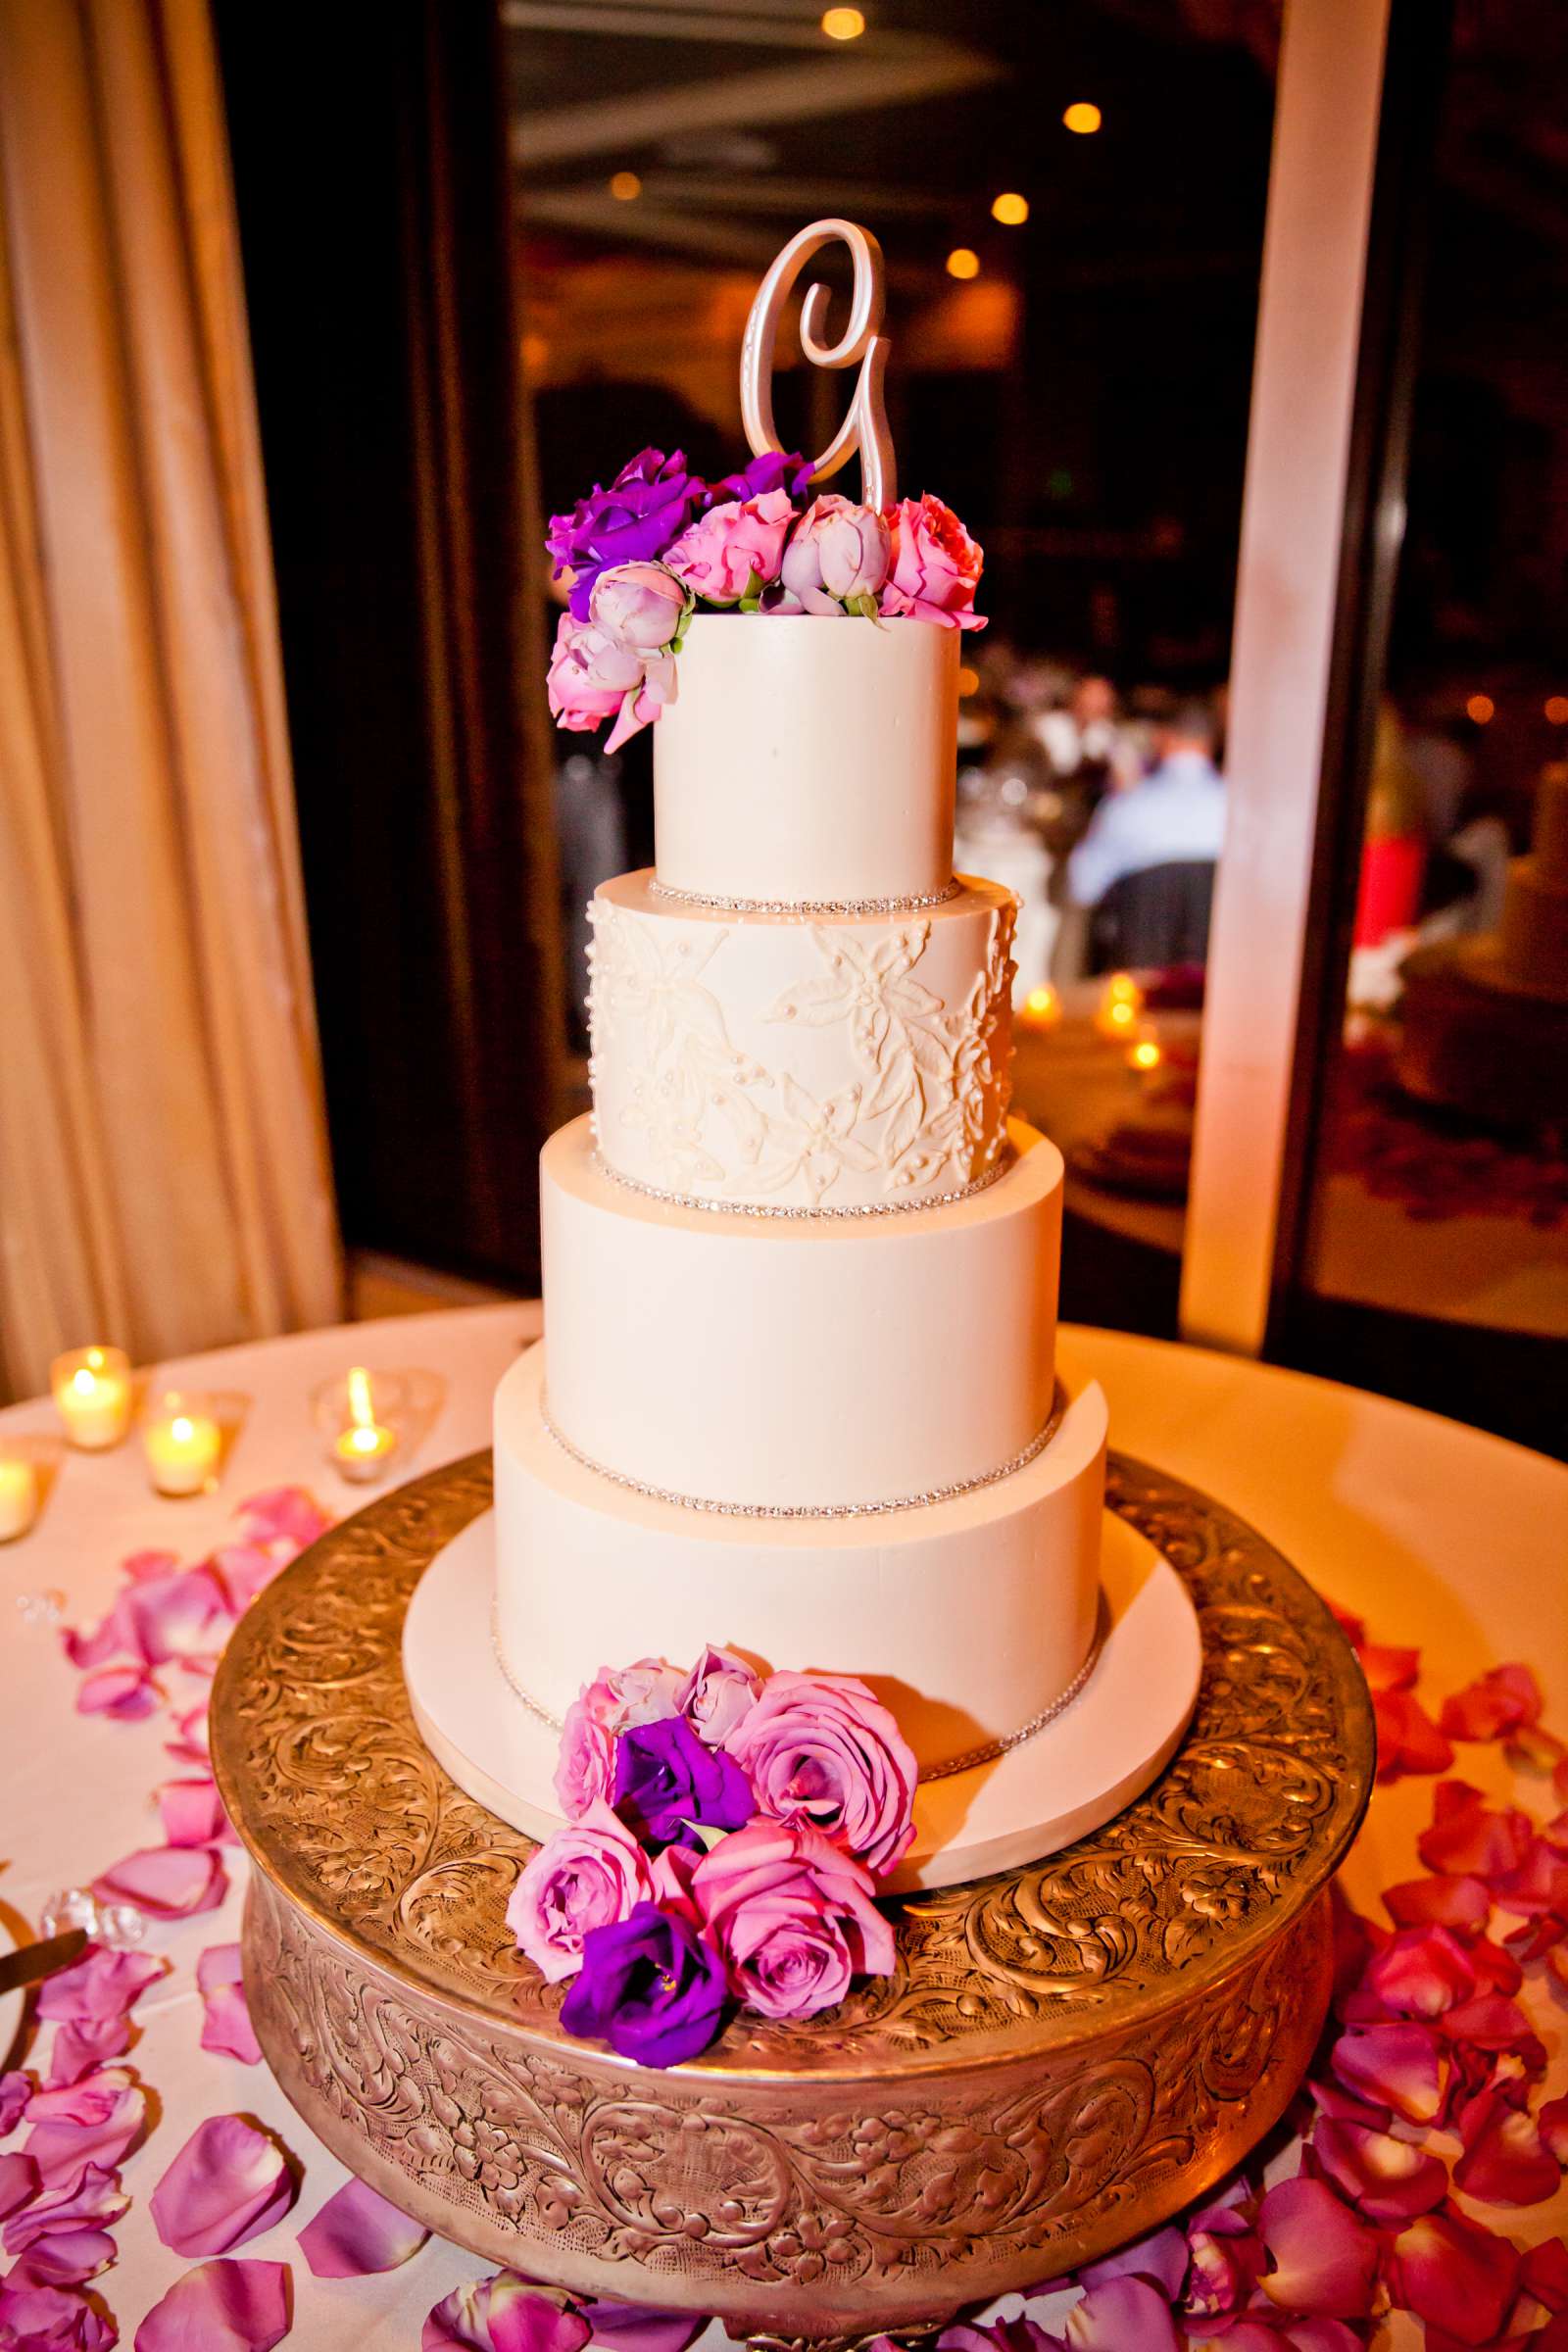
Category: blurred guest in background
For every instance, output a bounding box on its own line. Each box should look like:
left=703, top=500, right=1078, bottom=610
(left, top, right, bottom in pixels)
left=1067, top=698, right=1226, bottom=970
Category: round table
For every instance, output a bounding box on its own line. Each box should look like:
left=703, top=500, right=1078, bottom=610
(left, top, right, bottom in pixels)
left=1, top=1304, right=1564, bottom=2346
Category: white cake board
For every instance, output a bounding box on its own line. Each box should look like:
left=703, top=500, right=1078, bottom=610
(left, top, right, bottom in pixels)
left=404, top=1507, right=1201, bottom=1893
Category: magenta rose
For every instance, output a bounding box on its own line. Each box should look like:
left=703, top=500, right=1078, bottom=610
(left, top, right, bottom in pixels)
left=589, top=562, right=690, bottom=652
left=677, top=1644, right=760, bottom=1747
left=545, top=611, right=644, bottom=733
left=879, top=493, right=986, bottom=630
left=665, top=488, right=795, bottom=606
left=780, top=496, right=891, bottom=613
left=692, top=1818, right=894, bottom=2020
left=724, top=1669, right=917, bottom=1876
left=506, top=1800, right=653, bottom=1984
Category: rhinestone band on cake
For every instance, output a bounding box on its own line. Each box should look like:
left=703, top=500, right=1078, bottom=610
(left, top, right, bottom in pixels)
left=486, top=1586, right=1107, bottom=1782
left=539, top=1383, right=1067, bottom=1520
left=648, top=877, right=961, bottom=916
left=590, top=1150, right=1011, bottom=1221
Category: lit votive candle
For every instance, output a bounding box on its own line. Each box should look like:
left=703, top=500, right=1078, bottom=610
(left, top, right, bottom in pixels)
left=0, top=1455, right=39, bottom=1543
left=332, top=1366, right=399, bottom=1486
left=142, top=1396, right=222, bottom=1497
left=1020, top=983, right=1060, bottom=1031
left=51, top=1348, right=133, bottom=1450
left=1127, top=1035, right=1163, bottom=1077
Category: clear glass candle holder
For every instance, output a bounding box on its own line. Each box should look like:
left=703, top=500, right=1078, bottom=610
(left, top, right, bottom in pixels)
left=141, top=1391, right=223, bottom=1497
left=310, top=1365, right=444, bottom=1489
left=50, top=1347, right=133, bottom=1450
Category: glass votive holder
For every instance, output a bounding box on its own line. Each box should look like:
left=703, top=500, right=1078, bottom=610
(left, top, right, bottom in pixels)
left=141, top=1391, right=223, bottom=1497
left=0, top=1451, right=39, bottom=1543
left=321, top=1365, right=401, bottom=1486
left=51, top=1347, right=133, bottom=1450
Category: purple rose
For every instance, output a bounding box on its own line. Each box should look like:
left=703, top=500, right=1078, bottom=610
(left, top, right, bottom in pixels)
left=677, top=1645, right=760, bottom=1747
left=589, top=562, right=690, bottom=652
left=724, top=1670, right=917, bottom=1877
left=779, top=495, right=891, bottom=613
left=506, top=1801, right=653, bottom=1984
left=710, top=449, right=813, bottom=504
left=548, top=447, right=707, bottom=620
left=613, top=1715, right=752, bottom=1850
left=692, top=1818, right=895, bottom=2021
left=665, top=489, right=795, bottom=607
left=560, top=1900, right=727, bottom=2067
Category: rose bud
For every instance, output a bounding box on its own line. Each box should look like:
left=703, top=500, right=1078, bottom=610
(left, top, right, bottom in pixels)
left=589, top=562, right=690, bottom=652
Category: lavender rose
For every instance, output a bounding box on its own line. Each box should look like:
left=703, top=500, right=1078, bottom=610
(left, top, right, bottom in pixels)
left=613, top=1714, right=753, bottom=1850
left=677, top=1644, right=760, bottom=1747
left=560, top=1900, right=727, bottom=2067
left=506, top=1800, right=653, bottom=1984
left=692, top=1818, right=894, bottom=2020
left=878, top=493, right=986, bottom=630
left=589, top=561, right=690, bottom=651
left=723, top=1670, right=917, bottom=1876
left=548, top=447, right=706, bottom=619
left=545, top=611, right=643, bottom=734
left=710, top=448, right=813, bottom=504
left=665, top=488, right=795, bottom=606
left=779, top=495, right=891, bottom=614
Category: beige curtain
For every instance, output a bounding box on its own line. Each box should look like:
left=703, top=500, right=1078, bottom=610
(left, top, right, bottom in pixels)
left=0, top=0, right=342, bottom=1400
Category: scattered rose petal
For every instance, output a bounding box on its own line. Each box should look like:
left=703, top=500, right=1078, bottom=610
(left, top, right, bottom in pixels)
left=164, top=1702, right=212, bottom=1767
left=1383, top=1874, right=1492, bottom=1931
left=1491, top=1835, right=1568, bottom=1919
left=1504, top=1719, right=1567, bottom=1776
left=422, top=2273, right=591, bottom=2352
left=1076, top=2222, right=1188, bottom=2300
left=1419, top=1788, right=1535, bottom=1880
left=1374, top=1690, right=1454, bottom=1780
left=24, top=2070, right=147, bottom=2189
left=0, top=2278, right=118, bottom=2348
left=1440, top=1664, right=1543, bottom=1742
left=212, top=1545, right=278, bottom=1615
left=37, top=1949, right=165, bottom=2033
left=64, top=1595, right=137, bottom=1672
left=1331, top=2020, right=1446, bottom=2124
left=76, top=1665, right=161, bottom=1721
left=92, top=1845, right=225, bottom=1920
left=1453, top=2089, right=1561, bottom=2205
left=1540, top=2092, right=1568, bottom=2161
left=572, top=2303, right=707, bottom=2352
left=9, top=2224, right=119, bottom=2284
left=150, top=2115, right=296, bottom=2257
left=1309, top=2117, right=1447, bottom=2222
left=196, top=1947, right=261, bottom=2067
left=1522, top=2235, right=1568, bottom=2311
left=122, top=1548, right=180, bottom=1583
left=1256, top=2176, right=1379, bottom=2319
left=236, top=1487, right=331, bottom=1551
left=122, top=1566, right=232, bottom=1666
left=1359, top=1642, right=1420, bottom=1691
left=1442, top=1992, right=1545, bottom=2074
left=0, top=2150, right=38, bottom=2218
left=0, top=2070, right=31, bottom=2134
left=1387, top=2207, right=1520, bottom=2345
left=1362, top=1925, right=1481, bottom=2017
left=134, top=2257, right=291, bottom=2352
left=297, top=2176, right=428, bottom=2277
left=5, top=2161, right=128, bottom=2254
left=157, top=1780, right=229, bottom=1848
left=1063, top=2278, right=1182, bottom=2350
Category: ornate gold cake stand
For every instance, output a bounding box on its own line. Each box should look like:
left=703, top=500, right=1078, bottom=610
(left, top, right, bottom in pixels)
left=212, top=1450, right=1373, bottom=2349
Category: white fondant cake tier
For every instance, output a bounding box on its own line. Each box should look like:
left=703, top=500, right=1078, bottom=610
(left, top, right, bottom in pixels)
left=653, top=615, right=958, bottom=906
left=541, top=1111, right=1061, bottom=1510
left=493, top=1340, right=1106, bottom=1772
left=587, top=871, right=1017, bottom=1211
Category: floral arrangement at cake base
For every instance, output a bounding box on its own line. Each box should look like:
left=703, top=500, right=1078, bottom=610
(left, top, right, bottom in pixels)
left=545, top=445, right=985, bottom=752
left=505, top=1648, right=917, bottom=2065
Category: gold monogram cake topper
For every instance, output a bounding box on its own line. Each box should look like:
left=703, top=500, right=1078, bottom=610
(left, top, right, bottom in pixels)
left=740, top=218, right=898, bottom=510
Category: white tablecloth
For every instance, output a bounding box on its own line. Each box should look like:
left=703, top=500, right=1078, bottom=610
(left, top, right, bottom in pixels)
left=2, top=1306, right=1564, bottom=2345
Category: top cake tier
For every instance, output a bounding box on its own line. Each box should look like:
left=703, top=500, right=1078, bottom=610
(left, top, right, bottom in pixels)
left=653, top=614, right=958, bottom=906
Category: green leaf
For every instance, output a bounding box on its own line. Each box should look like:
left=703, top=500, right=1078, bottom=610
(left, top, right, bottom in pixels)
left=737, top=564, right=763, bottom=614
left=681, top=1819, right=732, bottom=1854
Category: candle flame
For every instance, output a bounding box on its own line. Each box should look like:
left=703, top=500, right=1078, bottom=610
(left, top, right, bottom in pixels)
left=347, top=1424, right=381, bottom=1454
left=347, top=1366, right=375, bottom=1430
left=171, top=1415, right=194, bottom=1444
left=72, top=1366, right=97, bottom=1396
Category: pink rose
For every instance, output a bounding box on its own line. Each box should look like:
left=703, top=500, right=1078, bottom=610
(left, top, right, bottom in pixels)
left=589, top=561, right=690, bottom=651
left=724, top=1670, right=917, bottom=1876
left=665, top=488, right=795, bottom=605
left=582, top=1657, right=687, bottom=1732
left=677, top=1645, right=760, bottom=1746
left=780, top=496, right=891, bottom=613
left=546, top=610, right=643, bottom=732
left=553, top=1699, right=615, bottom=1818
left=879, top=493, right=985, bottom=630
left=506, top=1800, right=654, bottom=1984
left=692, top=1818, right=894, bottom=2020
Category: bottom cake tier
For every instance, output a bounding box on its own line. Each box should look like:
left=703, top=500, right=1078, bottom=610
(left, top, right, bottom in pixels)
left=492, top=1341, right=1106, bottom=1774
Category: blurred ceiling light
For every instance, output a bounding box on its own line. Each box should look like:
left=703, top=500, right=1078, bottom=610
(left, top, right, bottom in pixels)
left=1063, top=102, right=1102, bottom=134
left=946, top=246, right=981, bottom=280
left=1466, top=694, right=1495, bottom=724
left=820, top=7, right=865, bottom=37
left=609, top=171, right=642, bottom=201
left=1545, top=696, right=1568, bottom=724
left=957, top=664, right=981, bottom=697
left=991, top=192, right=1029, bottom=225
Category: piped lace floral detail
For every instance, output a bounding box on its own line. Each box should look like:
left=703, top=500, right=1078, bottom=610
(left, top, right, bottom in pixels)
left=588, top=898, right=1016, bottom=1207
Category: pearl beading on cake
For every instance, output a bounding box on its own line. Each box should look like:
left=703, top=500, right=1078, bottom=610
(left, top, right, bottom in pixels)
left=591, top=1151, right=1011, bottom=1221
left=540, top=1384, right=1067, bottom=1521
left=649, top=879, right=961, bottom=917
left=486, top=1589, right=1106, bottom=1781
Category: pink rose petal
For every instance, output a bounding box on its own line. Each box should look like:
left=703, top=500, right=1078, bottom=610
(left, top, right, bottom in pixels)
left=134, top=2257, right=291, bottom=2352
left=1522, top=2234, right=1568, bottom=2311
left=236, top=1487, right=331, bottom=1551
left=1453, top=2089, right=1561, bottom=2205
left=8, top=2224, right=120, bottom=2284
left=64, top=1592, right=138, bottom=1671
left=1076, top=2222, right=1189, bottom=2299
left=1309, top=2116, right=1447, bottom=2221
left=92, top=1844, right=226, bottom=1920
left=421, top=2274, right=591, bottom=2352
left=212, top=1544, right=278, bottom=1614
left=573, top=2302, right=706, bottom=2352
left=1442, top=1992, right=1545, bottom=2074
left=5, top=2161, right=128, bottom=2255
left=1383, top=1874, right=1492, bottom=1932
left=123, top=1566, right=232, bottom=1665
left=1256, top=2176, right=1379, bottom=2319
left=1419, top=1788, right=1535, bottom=1880
left=1184, top=2223, right=1265, bottom=2320
left=76, top=1664, right=161, bottom=1720
left=150, top=2115, right=296, bottom=2257
left=296, top=2176, right=428, bottom=2277
left=0, top=2149, right=38, bottom=2218
left=0, top=2069, right=31, bottom=2135
left=1063, top=2278, right=1182, bottom=2350
left=1387, top=2208, right=1521, bottom=2344
left=1439, top=1663, right=1543, bottom=1741
left=164, top=1702, right=212, bottom=1767
left=123, top=1547, right=181, bottom=1582
left=1490, top=1835, right=1568, bottom=1919
left=157, top=1780, right=229, bottom=1848
left=24, top=2070, right=147, bottom=2189
left=1374, top=1690, right=1454, bottom=1781
left=37, top=1949, right=166, bottom=2031
left=197, top=1948, right=261, bottom=2067
left=0, top=2278, right=118, bottom=2348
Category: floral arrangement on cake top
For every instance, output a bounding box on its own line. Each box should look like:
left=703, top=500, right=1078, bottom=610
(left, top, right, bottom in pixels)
left=545, top=444, right=985, bottom=753
left=506, top=1644, right=917, bottom=2066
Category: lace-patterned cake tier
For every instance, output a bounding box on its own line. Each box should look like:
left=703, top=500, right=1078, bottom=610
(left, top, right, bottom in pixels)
left=212, top=1449, right=1373, bottom=2349
left=587, top=870, right=1017, bottom=1213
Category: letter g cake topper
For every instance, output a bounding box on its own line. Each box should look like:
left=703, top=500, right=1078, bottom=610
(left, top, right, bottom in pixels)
left=740, top=219, right=897, bottom=510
